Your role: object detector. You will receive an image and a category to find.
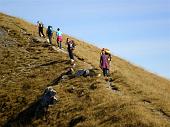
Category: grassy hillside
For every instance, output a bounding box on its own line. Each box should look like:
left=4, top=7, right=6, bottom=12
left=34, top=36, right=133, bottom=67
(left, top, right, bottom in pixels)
left=0, top=12, right=170, bottom=127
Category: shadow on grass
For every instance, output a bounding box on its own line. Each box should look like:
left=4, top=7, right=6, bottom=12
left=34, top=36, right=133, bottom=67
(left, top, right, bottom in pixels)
left=3, top=99, right=46, bottom=127
left=38, top=60, right=67, bottom=67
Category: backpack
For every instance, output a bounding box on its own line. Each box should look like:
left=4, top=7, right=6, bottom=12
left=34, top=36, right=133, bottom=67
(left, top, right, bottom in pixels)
left=105, top=48, right=111, bottom=55
left=68, top=40, right=75, bottom=50
left=70, top=40, right=76, bottom=49
left=101, top=48, right=111, bottom=61
left=47, top=26, right=53, bottom=35
left=41, top=87, right=58, bottom=107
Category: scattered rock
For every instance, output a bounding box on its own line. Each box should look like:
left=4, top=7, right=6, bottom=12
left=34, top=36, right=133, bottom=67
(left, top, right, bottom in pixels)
left=32, top=36, right=46, bottom=43
left=0, top=103, right=6, bottom=113
left=16, top=96, right=26, bottom=104
left=0, top=27, right=7, bottom=36
left=23, top=33, right=32, bottom=36
left=143, top=99, right=151, bottom=104
left=22, top=83, right=31, bottom=90
left=69, top=115, right=86, bottom=127
left=51, top=46, right=58, bottom=51
left=67, top=86, right=76, bottom=93
left=90, top=83, right=97, bottom=90
left=77, top=90, right=85, bottom=97
left=42, top=43, right=50, bottom=48
left=75, top=55, right=85, bottom=61
left=110, top=82, right=119, bottom=91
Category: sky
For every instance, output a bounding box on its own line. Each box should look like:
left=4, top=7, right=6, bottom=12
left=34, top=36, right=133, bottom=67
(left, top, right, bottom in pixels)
left=0, top=0, right=170, bottom=79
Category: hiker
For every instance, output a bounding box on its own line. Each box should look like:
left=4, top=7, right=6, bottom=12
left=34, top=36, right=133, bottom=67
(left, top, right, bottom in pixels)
left=41, top=86, right=58, bottom=107
left=100, top=48, right=110, bottom=77
left=56, top=28, right=63, bottom=49
left=46, top=26, right=53, bottom=44
left=50, top=67, right=101, bottom=86
left=75, top=68, right=100, bottom=77
left=37, top=21, right=45, bottom=37
left=62, top=68, right=100, bottom=79
left=35, top=86, right=58, bottom=120
left=66, top=38, right=76, bottom=60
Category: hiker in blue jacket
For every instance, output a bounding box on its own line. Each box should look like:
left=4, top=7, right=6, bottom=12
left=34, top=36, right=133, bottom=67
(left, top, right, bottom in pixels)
left=46, top=26, right=53, bottom=44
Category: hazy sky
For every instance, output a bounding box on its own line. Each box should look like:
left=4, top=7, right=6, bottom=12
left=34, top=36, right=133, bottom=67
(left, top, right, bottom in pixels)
left=0, top=0, right=170, bottom=79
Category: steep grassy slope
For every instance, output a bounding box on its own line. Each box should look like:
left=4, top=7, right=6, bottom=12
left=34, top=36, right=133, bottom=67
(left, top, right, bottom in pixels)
left=0, top=13, right=170, bottom=127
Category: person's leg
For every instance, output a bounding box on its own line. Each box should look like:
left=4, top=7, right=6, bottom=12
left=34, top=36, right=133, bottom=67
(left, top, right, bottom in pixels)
left=49, top=36, right=52, bottom=44
left=68, top=50, right=73, bottom=59
left=38, top=28, right=41, bottom=37
left=41, top=28, right=45, bottom=37
left=70, top=50, right=74, bottom=59
left=57, top=38, right=59, bottom=47
left=68, top=50, right=71, bottom=59
left=59, top=41, right=62, bottom=49
left=103, top=68, right=106, bottom=76
left=39, top=28, right=43, bottom=37
left=106, top=69, right=109, bottom=76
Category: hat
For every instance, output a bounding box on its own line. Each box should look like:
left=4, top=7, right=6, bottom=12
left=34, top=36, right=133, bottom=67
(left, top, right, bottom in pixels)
left=102, top=48, right=105, bottom=51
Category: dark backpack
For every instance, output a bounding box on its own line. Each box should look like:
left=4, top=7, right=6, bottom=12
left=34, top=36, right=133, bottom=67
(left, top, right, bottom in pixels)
left=68, top=40, right=75, bottom=50
left=47, top=26, right=53, bottom=36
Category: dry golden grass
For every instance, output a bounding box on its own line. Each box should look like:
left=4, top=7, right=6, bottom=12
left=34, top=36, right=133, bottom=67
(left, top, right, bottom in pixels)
left=0, top=12, right=170, bottom=127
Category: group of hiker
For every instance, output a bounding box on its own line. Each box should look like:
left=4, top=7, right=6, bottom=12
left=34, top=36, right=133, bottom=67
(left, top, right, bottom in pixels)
left=37, top=21, right=111, bottom=77
left=37, top=21, right=63, bottom=48
left=37, top=21, right=76, bottom=62
left=35, top=21, right=112, bottom=120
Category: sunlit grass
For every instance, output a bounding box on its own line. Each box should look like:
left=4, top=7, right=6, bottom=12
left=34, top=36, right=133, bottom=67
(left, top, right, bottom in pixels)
left=0, top=12, right=170, bottom=127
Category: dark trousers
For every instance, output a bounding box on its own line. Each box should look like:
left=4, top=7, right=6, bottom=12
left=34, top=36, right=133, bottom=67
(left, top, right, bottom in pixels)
left=57, top=41, right=62, bottom=49
left=39, top=27, right=45, bottom=37
left=103, top=68, right=109, bottom=77
left=48, top=35, right=52, bottom=44
left=68, top=49, right=74, bottom=60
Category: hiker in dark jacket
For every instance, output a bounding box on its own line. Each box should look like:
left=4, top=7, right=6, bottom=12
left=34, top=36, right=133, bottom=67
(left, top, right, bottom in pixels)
left=100, top=48, right=110, bottom=77
left=41, top=86, right=58, bottom=107
left=46, top=26, right=53, bottom=44
left=35, top=86, right=58, bottom=120
left=37, top=21, right=45, bottom=37
left=50, top=67, right=101, bottom=86
left=66, top=38, right=75, bottom=60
